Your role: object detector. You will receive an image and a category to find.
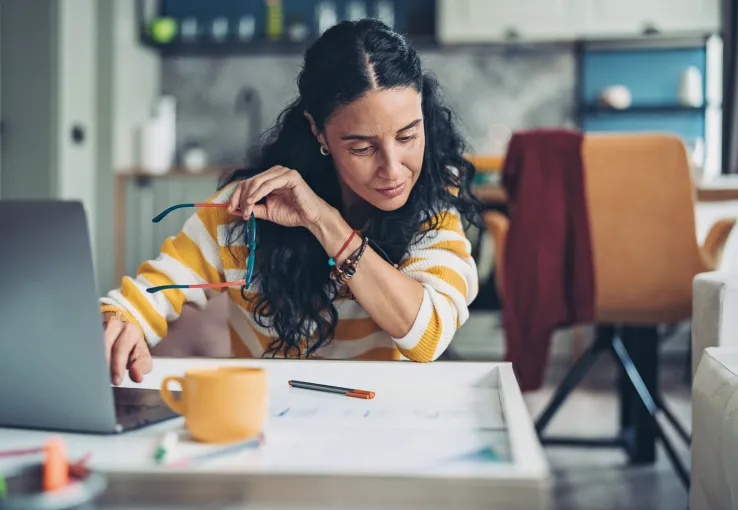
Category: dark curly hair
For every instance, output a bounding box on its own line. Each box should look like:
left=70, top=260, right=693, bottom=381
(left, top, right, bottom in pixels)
left=220, top=19, right=481, bottom=358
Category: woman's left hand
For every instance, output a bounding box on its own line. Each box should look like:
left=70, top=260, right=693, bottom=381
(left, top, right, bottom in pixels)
left=227, top=165, right=332, bottom=228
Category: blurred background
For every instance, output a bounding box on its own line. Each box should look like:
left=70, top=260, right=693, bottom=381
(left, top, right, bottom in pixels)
left=0, top=2, right=731, bottom=359
left=0, top=2, right=735, bottom=506
left=0, top=0, right=726, bottom=299
left=0, top=0, right=731, bottom=360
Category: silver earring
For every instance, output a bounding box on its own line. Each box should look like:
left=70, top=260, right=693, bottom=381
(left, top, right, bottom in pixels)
left=320, top=145, right=330, bottom=156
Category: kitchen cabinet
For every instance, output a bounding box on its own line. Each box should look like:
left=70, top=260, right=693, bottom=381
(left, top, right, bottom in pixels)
left=437, top=0, right=580, bottom=43
left=436, top=0, right=720, bottom=44
left=579, top=0, right=720, bottom=38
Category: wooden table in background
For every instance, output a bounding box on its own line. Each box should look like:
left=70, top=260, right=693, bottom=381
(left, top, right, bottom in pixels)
left=472, top=175, right=738, bottom=207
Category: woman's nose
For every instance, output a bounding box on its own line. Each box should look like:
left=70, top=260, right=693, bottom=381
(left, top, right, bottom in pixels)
left=377, top=147, right=403, bottom=180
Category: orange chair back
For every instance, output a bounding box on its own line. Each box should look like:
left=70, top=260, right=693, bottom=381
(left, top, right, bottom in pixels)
left=582, top=134, right=709, bottom=323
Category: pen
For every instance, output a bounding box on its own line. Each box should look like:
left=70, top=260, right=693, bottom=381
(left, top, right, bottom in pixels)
left=288, top=380, right=375, bottom=399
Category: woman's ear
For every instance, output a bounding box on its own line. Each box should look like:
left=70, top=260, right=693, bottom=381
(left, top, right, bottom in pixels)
left=303, top=111, right=326, bottom=147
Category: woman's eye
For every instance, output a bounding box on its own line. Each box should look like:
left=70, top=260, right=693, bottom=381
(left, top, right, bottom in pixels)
left=350, top=146, right=373, bottom=155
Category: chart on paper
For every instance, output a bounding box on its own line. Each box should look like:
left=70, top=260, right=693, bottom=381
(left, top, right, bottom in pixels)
left=266, top=386, right=505, bottom=431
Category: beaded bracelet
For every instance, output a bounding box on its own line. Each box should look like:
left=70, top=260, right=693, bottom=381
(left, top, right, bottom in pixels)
left=330, top=235, right=369, bottom=284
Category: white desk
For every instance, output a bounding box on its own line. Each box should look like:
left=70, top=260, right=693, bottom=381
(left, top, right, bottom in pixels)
left=0, top=358, right=551, bottom=510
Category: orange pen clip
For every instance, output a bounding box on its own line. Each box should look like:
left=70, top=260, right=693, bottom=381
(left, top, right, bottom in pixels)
left=346, top=390, right=376, bottom=399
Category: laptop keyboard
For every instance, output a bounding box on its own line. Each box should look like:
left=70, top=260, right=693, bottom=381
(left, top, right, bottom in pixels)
left=113, top=386, right=180, bottom=430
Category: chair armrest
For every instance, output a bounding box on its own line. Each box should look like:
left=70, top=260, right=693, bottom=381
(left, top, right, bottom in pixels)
left=483, top=212, right=509, bottom=300
left=702, top=218, right=737, bottom=269
left=692, top=272, right=738, bottom=377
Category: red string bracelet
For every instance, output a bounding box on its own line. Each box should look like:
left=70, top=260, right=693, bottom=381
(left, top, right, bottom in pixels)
left=328, top=230, right=357, bottom=267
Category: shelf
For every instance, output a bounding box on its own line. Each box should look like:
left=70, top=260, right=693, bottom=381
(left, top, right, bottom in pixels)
left=578, top=104, right=709, bottom=115
left=142, top=34, right=309, bottom=57
left=140, top=33, right=440, bottom=57
left=116, top=167, right=230, bottom=181
left=578, top=32, right=714, bottom=51
left=135, top=0, right=439, bottom=57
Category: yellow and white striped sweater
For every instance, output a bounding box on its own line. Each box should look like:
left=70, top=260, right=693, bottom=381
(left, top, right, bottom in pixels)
left=100, top=183, right=478, bottom=362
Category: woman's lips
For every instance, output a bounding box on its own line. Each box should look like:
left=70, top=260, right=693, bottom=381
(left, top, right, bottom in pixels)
left=374, top=182, right=407, bottom=198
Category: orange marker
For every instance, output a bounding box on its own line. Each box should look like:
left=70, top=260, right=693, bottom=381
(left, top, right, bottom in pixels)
left=43, top=437, right=69, bottom=491
left=288, top=380, right=375, bottom=399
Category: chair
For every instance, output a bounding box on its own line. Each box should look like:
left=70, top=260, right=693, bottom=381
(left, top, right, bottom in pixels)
left=485, top=133, right=735, bottom=489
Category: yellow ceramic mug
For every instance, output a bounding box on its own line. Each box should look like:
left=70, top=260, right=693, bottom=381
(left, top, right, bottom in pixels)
left=160, top=366, right=268, bottom=443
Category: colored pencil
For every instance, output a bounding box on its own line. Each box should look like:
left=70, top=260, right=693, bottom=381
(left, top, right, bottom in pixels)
left=154, top=432, right=179, bottom=464
left=288, top=380, right=375, bottom=399
left=168, top=433, right=264, bottom=468
left=0, top=447, right=42, bottom=458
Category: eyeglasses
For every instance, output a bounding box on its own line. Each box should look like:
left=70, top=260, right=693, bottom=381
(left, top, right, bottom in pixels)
left=145, top=202, right=256, bottom=294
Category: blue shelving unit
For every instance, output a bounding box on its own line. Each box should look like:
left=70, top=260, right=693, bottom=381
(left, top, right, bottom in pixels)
left=576, top=40, right=712, bottom=164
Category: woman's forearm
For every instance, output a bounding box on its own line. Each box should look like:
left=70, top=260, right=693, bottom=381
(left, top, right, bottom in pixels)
left=308, top=207, right=425, bottom=338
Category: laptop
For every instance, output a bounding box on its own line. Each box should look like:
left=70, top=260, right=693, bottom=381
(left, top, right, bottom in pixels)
left=0, top=200, right=179, bottom=434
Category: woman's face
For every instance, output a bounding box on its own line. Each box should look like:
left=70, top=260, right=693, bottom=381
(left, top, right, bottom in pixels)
left=320, top=87, right=425, bottom=212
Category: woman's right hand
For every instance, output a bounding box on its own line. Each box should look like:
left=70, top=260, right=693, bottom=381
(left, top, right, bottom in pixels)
left=103, top=313, right=152, bottom=385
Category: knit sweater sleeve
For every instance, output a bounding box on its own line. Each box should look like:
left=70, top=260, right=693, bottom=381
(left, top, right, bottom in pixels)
left=391, top=208, right=479, bottom=361
left=99, top=183, right=240, bottom=348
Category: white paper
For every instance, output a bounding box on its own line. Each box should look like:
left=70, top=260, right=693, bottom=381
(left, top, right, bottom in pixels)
left=162, top=385, right=511, bottom=474
left=265, top=386, right=505, bottom=431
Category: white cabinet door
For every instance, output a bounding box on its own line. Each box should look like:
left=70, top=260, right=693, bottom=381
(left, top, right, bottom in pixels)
left=651, top=0, right=719, bottom=33
left=437, top=0, right=579, bottom=43
left=437, top=0, right=720, bottom=44
left=579, top=0, right=719, bottom=38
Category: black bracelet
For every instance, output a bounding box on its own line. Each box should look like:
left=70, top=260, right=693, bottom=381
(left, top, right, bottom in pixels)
left=330, top=235, right=369, bottom=284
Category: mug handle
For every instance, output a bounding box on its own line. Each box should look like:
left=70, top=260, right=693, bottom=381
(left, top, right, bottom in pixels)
left=160, top=376, right=185, bottom=415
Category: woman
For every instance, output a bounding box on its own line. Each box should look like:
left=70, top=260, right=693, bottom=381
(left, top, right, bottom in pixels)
left=101, top=19, right=481, bottom=385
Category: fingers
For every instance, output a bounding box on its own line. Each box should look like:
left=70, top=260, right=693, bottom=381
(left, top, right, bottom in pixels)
left=251, top=203, right=269, bottom=220
left=104, top=320, right=125, bottom=365
left=240, top=167, right=292, bottom=218
left=227, top=185, right=243, bottom=215
left=110, top=324, right=139, bottom=385
left=228, top=166, right=292, bottom=219
left=127, top=341, right=153, bottom=383
left=246, top=172, right=298, bottom=213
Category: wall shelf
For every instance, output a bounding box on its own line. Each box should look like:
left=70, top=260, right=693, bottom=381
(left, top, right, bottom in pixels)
left=136, top=0, right=439, bottom=57
left=578, top=104, right=708, bottom=115
left=140, top=33, right=441, bottom=57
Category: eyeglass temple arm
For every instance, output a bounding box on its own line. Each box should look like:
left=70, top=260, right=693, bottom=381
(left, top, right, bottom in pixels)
left=152, top=203, right=229, bottom=223
left=146, top=281, right=247, bottom=294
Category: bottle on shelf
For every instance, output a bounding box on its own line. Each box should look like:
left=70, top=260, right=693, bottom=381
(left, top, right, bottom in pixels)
left=347, top=1, right=367, bottom=21
left=211, top=17, right=229, bottom=42
left=316, top=1, right=338, bottom=35
left=679, top=66, right=704, bottom=107
left=180, top=17, right=199, bottom=43
left=237, top=14, right=256, bottom=41
left=139, top=96, right=177, bottom=175
left=266, top=0, right=284, bottom=41
left=375, top=1, right=395, bottom=29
